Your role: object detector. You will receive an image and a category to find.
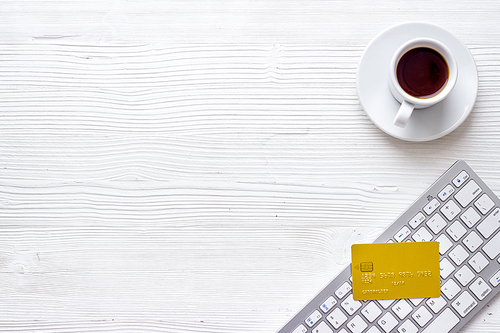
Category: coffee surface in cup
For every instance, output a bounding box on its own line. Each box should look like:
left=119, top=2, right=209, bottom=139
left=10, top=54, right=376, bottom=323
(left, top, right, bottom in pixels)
left=396, top=47, right=449, bottom=98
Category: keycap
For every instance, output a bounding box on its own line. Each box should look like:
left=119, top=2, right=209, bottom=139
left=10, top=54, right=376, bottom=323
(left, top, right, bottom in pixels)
left=395, top=226, right=411, bottom=242
left=421, top=308, right=459, bottom=333
left=455, top=265, right=475, bottom=286
left=442, top=279, right=461, bottom=300
left=335, top=282, right=351, bottom=299
left=452, top=291, right=477, bottom=317
left=412, top=227, right=433, bottom=242
left=392, top=299, right=412, bottom=320
left=424, top=198, right=440, bottom=215
left=361, top=301, right=382, bottom=322
left=469, top=252, right=489, bottom=273
left=376, top=299, right=395, bottom=309
left=439, top=184, right=455, bottom=201
left=440, top=200, right=461, bottom=221
left=292, top=324, right=307, bottom=333
left=469, top=277, right=491, bottom=300
left=463, top=231, right=483, bottom=252
left=412, top=306, right=432, bottom=327
left=489, top=270, right=500, bottom=287
left=346, top=315, right=367, bottom=333
left=378, top=312, right=398, bottom=333
left=475, top=193, right=495, bottom=214
left=427, top=214, right=447, bottom=234
left=341, top=295, right=362, bottom=315
left=320, top=296, right=337, bottom=313
left=449, top=245, right=468, bottom=265
left=409, top=212, right=426, bottom=229
left=367, top=327, right=381, bottom=333
left=327, top=308, right=347, bottom=329
left=446, top=221, right=467, bottom=241
left=439, top=258, right=455, bottom=279
left=426, top=296, right=447, bottom=313
left=305, top=310, right=322, bottom=327
left=455, top=180, right=482, bottom=207
left=477, top=207, right=500, bottom=238
left=453, top=171, right=469, bottom=187
left=436, top=234, right=453, bottom=254
left=460, top=207, right=481, bottom=228
left=398, top=319, right=418, bottom=333
left=483, top=231, right=500, bottom=259
left=311, top=321, right=333, bottom=333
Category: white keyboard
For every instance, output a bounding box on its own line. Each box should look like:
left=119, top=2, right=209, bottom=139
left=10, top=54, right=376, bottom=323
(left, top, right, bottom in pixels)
left=276, top=161, right=500, bottom=333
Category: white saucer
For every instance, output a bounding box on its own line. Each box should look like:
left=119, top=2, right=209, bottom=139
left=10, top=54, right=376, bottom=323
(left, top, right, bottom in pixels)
left=357, top=22, right=478, bottom=141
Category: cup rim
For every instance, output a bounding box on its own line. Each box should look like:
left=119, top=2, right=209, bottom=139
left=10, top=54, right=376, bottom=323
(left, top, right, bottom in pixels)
left=389, top=37, right=458, bottom=107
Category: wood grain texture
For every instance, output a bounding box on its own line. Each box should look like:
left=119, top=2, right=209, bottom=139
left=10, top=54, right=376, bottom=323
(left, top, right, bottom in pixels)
left=1, top=1, right=500, bottom=332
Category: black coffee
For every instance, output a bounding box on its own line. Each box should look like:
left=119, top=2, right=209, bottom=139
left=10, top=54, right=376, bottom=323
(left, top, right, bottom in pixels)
left=396, top=47, right=449, bottom=98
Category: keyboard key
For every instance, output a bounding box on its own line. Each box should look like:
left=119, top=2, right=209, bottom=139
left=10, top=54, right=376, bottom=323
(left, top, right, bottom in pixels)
left=394, top=226, right=411, bottom=242
left=446, top=220, right=467, bottom=241
left=424, top=198, right=440, bottom=215
left=412, top=227, right=433, bottom=242
left=455, top=180, right=482, bottom=207
left=469, top=277, right=491, bottom=300
left=440, top=258, right=455, bottom=279
left=392, top=299, right=412, bottom=319
left=421, top=308, right=459, bottom=333
left=367, top=327, right=381, bottom=333
left=409, top=212, right=426, bottom=229
left=439, top=184, right=455, bottom=201
left=292, top=324, right=307, bottom=333
left=455, top=265, right=475, bottom=286
left=449, top=244, right=469, bottom=265
left=469, top=252, right=489, bottom=273
left=335, top=282, right=352, bottom=299
left=475, top=193, right=495, bottom=214
left=346, top=315, right=367, bottom=333
left=477, top=207, right=500, bottom=238
left=452, top=291, right=477, bottom=317
left=453, top=171, right=470, bottom=187
left=409, top=298, right=424, bottom=306
left=305, top=310, right=322, bottom=327
left=360, top=301, right=382, bottom=322
left=378, top=312, right=398, bottom=333
left=426, top=296, right=447, bottom=313
left=326, top=308, right=347, bottom=329
left=483, top=231, right=500, bottom=259
left=320, top=296, right=337, bottom=313
left=312, top=321, right=333, bottom=333
left=463, top=231, right=483, bottom=252
left=440, top=200, right=461, bottom=221
left=436, top=234, right=453, bottom=254
left=461, top=207, right=481, bottom=228
left=376, top=299, right=395, bottom=309
left=442, top=279, right=461, bottom=299
left=489, top=269, right=500, bottom=287
left=427, top=214, right=447, bottom=234
left=341, top=294, right=362, bottom=315
left=397, top=319, right=418, bottom=333
left=412, top=306, right=432, bottom=327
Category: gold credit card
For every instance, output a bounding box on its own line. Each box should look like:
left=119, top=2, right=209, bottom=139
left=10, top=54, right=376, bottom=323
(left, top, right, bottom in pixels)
left=351, top=242, right=440, bottom=300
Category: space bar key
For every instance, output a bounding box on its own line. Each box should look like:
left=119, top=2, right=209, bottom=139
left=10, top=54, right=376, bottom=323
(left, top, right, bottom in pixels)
left=422, top=308, right=460, bottom=333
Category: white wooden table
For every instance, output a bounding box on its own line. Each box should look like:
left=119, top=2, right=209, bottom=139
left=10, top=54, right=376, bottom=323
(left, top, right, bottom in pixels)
left=1, top=1, right=500, bottom=332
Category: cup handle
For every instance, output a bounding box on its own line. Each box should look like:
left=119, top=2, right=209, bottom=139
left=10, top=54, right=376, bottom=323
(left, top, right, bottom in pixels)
left=393, top=100, right=415, bottom=128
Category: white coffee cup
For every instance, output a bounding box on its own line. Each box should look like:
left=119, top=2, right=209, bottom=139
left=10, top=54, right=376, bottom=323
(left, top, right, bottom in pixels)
left=389, top=38, right=458, bottom=128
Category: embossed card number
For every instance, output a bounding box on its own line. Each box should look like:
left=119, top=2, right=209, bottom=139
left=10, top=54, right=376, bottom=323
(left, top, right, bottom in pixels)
left=351, top=242, right=440, bottom=300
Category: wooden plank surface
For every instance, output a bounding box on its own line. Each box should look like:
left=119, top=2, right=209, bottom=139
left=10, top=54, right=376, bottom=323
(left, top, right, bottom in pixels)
left=1, top=1, right=500, bottom=332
